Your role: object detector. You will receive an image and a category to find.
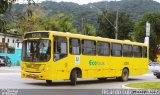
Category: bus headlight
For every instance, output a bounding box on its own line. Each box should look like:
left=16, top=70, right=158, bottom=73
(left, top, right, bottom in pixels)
left=45, top=67, right=49, bottom=71
left=44, top=67, right=49, bottom=71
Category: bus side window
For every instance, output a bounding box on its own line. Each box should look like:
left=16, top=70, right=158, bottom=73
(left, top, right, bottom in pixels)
left=54, top=36, right=68, bottom=61
left=133, top=46, right=142, bottom=58
left=123, top=44, right=132, bottom=57
left=82, top=40, right=96, bottom=55
left=142, top=47, right=147, bottom=58
left=97, top=41, right=110, bottom=56
left=111, top=43, right=122, bottom=56
left=69, top=38, right=80, bottom=55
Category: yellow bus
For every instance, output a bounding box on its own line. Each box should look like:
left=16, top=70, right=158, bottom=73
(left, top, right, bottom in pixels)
left=21, top=31, right=149, bottom=85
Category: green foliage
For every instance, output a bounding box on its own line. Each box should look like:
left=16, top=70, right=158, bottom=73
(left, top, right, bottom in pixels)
left=97, top=11, right=115, bottom=39
left=0, top=0, right=14, bottom=31
left=16, top=13, right=43, bottom=34
left=127, top=82, right=160, bottom=89
left=0, top=0, right=16, bottom=14
left=135, top=12, right=160, bottom=61
left=3, top=0, right=160, bottom=32
left=85, top=24, right=96, bottom=36
left=0, top=19, right=6, bottom=30
left=59, top=16, right=77, bottom=33
left=97, top=11, right=134, bottom=40
left=0, top=0, right=36, bottom=35
left=92, top=0, right=160, bottom=20
left=15, top=13, right=77, bottom=34
left=42, top=16, right=60, bottom=31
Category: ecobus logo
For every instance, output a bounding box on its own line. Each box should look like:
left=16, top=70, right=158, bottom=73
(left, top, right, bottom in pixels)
left=89, top=60, right=105, bottom=66
left=89, top=60, right=97, bottom=65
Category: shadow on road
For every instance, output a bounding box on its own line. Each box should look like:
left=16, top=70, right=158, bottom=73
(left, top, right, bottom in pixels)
left=24, top=78, right=144, bottom=87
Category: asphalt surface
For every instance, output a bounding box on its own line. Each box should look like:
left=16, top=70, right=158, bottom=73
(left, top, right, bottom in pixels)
left=0, top=66, right=160, bottom=95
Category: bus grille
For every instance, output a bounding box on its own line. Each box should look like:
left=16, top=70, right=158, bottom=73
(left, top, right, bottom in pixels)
left=25, top=64, right=41, bottom=70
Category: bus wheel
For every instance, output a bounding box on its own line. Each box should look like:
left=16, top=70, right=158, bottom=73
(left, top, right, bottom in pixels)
left=98, top=78, right=106, bottom=81
left=121, top=68, right=129, bottom=82
left=46, top=80, right=52, bottom=85
left=70, top=70, right=77, bottom=86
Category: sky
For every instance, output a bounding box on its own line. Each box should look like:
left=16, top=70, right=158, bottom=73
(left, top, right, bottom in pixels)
left=16, top=0, right=160, bottom=5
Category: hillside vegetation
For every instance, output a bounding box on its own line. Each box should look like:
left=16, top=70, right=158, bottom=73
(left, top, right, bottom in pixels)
left=5, top=0, right=160, bottom=28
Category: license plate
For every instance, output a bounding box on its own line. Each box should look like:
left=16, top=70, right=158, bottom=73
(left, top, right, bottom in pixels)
left=30, top=74, right=35, bottom=78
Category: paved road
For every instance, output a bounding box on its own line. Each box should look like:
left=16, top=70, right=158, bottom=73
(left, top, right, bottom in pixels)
left=0, top=66, right=20, bottom=73
left=0, top=66, right=160, bottom=95
left=0, top=66, right=159, bottom=89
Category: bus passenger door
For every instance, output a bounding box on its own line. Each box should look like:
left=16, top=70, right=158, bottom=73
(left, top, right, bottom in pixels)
left=53, top=36, right=69, bottom=79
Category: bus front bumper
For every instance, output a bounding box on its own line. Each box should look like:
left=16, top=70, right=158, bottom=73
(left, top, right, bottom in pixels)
left=21, top=71, right=47, bottom=80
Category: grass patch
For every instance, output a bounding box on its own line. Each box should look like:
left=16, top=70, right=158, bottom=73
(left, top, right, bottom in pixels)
left=127, top=82, right=160, bottom=89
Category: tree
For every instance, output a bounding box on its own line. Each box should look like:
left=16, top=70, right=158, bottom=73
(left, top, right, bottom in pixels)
left=0, top=0, right=15, bottom=14
left=15, top=13, right=78, bottom=34
left=85, top=24, right=96, bottom=36
left=42, top=16, right=61, bottom=31
left=0, top=0, right=14, bottom=31
left=0, top=0, right=35, bottom=34
left=135, top=12, right=160, bottom=61
left=59, top=16, right=77, bottom=33
left=40, top=15, right=77, bottom=33
left=97, top=11, right=134, bottom=40
left=16, top=13, right=43, bottom=34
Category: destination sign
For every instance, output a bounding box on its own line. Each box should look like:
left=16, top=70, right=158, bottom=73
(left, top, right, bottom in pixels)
left=24, top=32, right=49, bottom=38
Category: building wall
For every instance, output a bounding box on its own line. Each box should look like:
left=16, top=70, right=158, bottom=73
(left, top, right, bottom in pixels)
left=0, top=33, right=22, bottom=66
left=0, top=34, right=21, bottom=48
left=0, top=49, right=22, bottom=65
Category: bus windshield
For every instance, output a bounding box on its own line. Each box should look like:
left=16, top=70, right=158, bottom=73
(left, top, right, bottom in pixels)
left=22, top=40, right=51, bottom=62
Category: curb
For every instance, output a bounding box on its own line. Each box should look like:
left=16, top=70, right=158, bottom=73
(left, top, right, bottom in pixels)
left=121, top=84, right=140, bottom=89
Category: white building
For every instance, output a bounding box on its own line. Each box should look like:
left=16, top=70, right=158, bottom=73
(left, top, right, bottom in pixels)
left=0, top=29, right=22, bottom=53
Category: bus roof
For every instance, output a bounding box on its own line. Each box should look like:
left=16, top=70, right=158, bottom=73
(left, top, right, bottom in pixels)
left=26, top=31, right=148, bottom=46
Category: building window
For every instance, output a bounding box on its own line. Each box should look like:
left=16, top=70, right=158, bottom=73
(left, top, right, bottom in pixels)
left=16, top=39, right=19, bottom=48
left=2, top=38, right=5, bottom=42
left=0, top=47, right=4, bottom=53
left=97, top=41, right=110, bottom=56
left=0, top=44, right=4, bottom=53
left=111, top=43, right=122, bottom=56
left=69, top=38, right=81, bottom=55
left=7, top=47, right=15, bottom=54
left=82, top=40, right=96, bottom=55
left=17, top=43, right=19, bottom=48
left=0, top=43, right=7, bottom=53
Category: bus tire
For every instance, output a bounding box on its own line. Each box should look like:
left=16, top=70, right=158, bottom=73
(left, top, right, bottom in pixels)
left=46, top=80, right=52, bottom=85
left=70, top=70, right=77, bottom=86
left=121, top=68, right=129, bottom=82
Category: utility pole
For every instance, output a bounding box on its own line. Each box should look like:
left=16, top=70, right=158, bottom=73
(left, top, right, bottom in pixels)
left=90, top=0, right=119, bottom=39
left=144, top=22, right=150, bottom=45
left=82, top=17, right=87, bottom=35
left=115, top=0, right=118, bottom=39
left=81, top=17, right=84, bottom=34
